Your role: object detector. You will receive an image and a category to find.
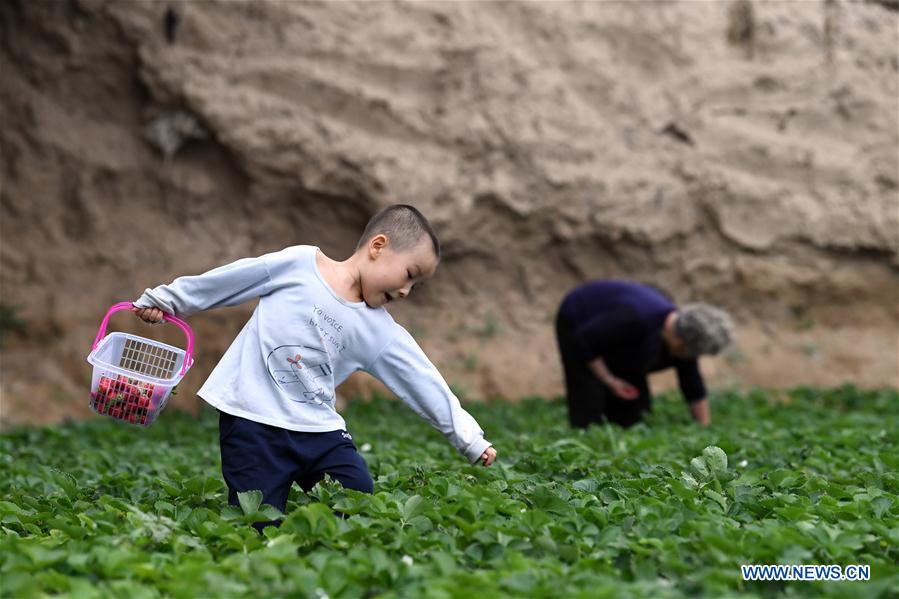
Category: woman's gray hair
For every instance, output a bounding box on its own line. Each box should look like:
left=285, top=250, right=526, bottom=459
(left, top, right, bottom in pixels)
left=674, top=303, right=735, bottom=357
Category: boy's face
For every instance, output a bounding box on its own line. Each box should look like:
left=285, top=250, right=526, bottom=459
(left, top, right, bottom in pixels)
left=360, top=234, right=439, bottom=308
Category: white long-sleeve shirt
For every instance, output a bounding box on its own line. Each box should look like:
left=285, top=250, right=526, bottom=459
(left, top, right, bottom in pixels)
left=134, top=245, right=491, bottom=463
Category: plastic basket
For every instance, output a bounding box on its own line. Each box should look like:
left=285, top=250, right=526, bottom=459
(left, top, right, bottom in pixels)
left=86, top=302, right=194, bottom=426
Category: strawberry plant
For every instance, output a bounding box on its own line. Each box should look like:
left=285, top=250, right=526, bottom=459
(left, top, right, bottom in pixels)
left=1, top=386, right=896, bottom=597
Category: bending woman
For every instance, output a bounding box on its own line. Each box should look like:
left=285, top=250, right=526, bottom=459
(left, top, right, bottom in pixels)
left=556, top=280, right=734, bottom=428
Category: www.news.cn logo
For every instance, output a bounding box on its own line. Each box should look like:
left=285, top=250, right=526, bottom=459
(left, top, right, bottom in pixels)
left=741, top=564, right=871, bottom=582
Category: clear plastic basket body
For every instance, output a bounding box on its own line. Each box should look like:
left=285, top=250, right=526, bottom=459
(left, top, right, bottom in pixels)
left=86, top=303, right=194, bottom=427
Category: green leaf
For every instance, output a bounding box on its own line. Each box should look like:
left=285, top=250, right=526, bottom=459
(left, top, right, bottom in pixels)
left=703, top=489, right=728, bottom=511
left=402, top=495, right=425, bottom=520
left=681, top=472, right=700, bottom=490
left=237, top=490, right=263, bottom=516
left=258, top=505, right=284, bottom=521
left=690, top=456, right=710, bottom=479
left=702, top=446, right=728, bottom=474
left=871, top=496, right=893, bottom=519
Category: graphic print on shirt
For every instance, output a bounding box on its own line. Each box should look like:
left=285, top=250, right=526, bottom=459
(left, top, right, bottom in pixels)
left=266, top=345, right=335, bottom=406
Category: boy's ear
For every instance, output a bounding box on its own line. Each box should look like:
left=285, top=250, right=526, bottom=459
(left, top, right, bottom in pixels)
left=368, top=234, right=388, bottom=259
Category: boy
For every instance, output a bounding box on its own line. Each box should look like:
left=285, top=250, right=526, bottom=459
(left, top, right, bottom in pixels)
left=133, top=205, right=497, bottom=520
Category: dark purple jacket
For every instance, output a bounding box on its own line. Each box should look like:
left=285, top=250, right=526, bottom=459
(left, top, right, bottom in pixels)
left=558, top=280, right=706, bottom=402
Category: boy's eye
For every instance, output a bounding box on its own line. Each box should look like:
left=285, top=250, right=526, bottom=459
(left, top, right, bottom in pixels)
left=407, top=270, right=412, bottom=280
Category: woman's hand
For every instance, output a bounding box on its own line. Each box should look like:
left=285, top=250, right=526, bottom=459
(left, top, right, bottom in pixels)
left=607, top=377, right=640, bottom=400
left=588, top=357, right=640, bottom=400
left=689, top=398, right=711, bottom=426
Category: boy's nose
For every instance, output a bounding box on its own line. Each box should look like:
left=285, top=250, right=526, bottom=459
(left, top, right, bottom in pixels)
left=397, top=284, right=412, bottom=298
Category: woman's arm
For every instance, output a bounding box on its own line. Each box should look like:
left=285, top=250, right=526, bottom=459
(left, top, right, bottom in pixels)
left=587, top=357, right=639, bottom=400
left=675, top=360, right=710, bottom=425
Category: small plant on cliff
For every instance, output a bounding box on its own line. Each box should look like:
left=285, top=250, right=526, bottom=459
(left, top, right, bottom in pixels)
left=0, top=303, right=26, bottom=348
left=726, top=0, right=755, bottom=59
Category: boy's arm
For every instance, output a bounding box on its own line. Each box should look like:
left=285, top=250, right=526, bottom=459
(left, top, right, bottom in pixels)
left=133, top=249, right=292, bottom=317
left=366, top=327, right=493, bottom=465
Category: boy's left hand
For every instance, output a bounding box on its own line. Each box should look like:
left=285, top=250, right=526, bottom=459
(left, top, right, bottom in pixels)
left=480, top=447, right=497, bottom=466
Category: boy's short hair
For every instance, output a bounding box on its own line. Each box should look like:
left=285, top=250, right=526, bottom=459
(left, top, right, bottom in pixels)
left=675, top=303, right=735, bottom=357
left=357, top=204, right=441, bottom=259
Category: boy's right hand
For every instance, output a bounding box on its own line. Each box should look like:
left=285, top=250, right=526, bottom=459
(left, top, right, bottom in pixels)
left=132, top=306, right=164, bottom=324
left=480, top=446, right=497, bottom=467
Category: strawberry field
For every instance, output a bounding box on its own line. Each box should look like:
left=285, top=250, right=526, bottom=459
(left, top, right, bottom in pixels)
left=1, top=387, right=897, bottom=598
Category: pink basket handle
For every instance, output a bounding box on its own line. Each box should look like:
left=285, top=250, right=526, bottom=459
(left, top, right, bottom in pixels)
left=92, top=302, right=194, bottom=376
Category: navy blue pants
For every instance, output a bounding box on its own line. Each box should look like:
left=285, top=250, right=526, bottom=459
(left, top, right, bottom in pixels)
left=556, top=313, right=652, bottom=428
left=218, top=411, right=374, bottom=517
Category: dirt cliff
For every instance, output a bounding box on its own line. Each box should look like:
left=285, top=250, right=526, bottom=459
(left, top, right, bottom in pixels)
left=1, top=0, right=896, bottom=427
